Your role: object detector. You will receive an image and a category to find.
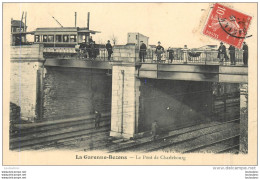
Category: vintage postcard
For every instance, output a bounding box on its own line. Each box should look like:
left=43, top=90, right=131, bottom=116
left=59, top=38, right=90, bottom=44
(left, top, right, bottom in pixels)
left=2, top=2, right=257, bottom=166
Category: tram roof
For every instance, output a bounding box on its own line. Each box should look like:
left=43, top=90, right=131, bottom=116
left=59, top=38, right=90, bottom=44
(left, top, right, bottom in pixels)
left=35, top=27, right=100, bottom=34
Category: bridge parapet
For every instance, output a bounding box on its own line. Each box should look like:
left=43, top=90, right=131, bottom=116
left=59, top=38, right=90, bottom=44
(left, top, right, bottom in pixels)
left=113, top=44, right=138, bottom=63
left=11, top=44, right=44, bottom=61
left=139, top=63, right=248, bottom=83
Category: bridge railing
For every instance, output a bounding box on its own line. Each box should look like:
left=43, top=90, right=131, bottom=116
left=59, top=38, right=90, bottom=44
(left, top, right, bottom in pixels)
left=137, top=48, right=244, bottom=65
left=43, top=45, right=245, bottom=65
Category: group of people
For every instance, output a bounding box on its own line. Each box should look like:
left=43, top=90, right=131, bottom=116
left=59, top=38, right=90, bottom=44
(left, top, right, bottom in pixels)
left=77, top=36, right=99, bottom=59
left=139, top=41, right=170, bottom=63
left=139, top=40, right=249, bottom=65
left=76, top=36, right=113, bottom=61
left=217, top=41, right=248, bottom=65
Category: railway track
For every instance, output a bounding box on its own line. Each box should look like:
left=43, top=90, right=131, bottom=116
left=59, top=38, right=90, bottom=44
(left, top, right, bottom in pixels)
left=10, top=115, right=111, bottom=151
left=11, top=115, right=240, bottom=154
left=110, top=119, right=240, bottom=153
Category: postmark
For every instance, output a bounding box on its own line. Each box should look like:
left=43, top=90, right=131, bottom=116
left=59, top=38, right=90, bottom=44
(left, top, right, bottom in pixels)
left=203, top=3, right=252, bottom=49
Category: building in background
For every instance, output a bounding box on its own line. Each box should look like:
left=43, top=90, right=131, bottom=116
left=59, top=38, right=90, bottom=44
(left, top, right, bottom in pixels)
left=11, top=19, right=27, bottom=46
left=127, top=32, right=149, bottom=49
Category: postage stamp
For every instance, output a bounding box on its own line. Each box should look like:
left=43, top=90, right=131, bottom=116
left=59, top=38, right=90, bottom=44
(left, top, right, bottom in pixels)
left=203, top=3, right=252, bottom=49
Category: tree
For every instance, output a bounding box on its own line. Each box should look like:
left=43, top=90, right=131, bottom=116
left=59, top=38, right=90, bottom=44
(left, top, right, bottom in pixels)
left=110, top=34, right=118, bottom=45
left=97, top=38, right=104, bottom=45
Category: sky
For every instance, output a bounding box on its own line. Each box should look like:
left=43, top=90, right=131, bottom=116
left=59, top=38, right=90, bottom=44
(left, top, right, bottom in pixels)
left=4, top=3, right=257, bottom=48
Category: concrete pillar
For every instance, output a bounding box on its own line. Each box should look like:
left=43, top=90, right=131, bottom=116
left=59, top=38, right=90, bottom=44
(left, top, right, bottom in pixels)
left=182, top=45, right=188, bottom=63
left=110, top=63, right=140, bottom=138
left=10, top=44, right=44, bottom=121
left=239, top=83, right=248, bottom=153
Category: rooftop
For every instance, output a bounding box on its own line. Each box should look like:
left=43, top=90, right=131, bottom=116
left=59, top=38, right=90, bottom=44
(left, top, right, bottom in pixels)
left=11, top=20, right=25, bottom=27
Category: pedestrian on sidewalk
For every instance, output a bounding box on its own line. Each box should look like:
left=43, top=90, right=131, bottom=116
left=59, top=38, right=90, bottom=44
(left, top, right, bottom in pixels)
left=155, top=41, right=164, bottom=63
left=167, top=47, right=174, bottom=63
left=217, top=42, right=228, bottom=64
left=139, top=41, right=147, bottom=62
left=106, top=40, right=113, bottom=61
left=242, top=42, right=248, bottom=66
left=228, top=45, right=236, bottom=65
left=94, top=110, right=101, bottom=129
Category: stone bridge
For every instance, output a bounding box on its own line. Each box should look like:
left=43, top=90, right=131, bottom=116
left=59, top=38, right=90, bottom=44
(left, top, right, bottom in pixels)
left=10, top=44, right=248, bottom=151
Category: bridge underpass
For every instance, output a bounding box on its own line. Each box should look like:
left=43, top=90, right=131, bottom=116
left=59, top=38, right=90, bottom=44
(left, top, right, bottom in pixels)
left=10, top=44, right=248, bottom=153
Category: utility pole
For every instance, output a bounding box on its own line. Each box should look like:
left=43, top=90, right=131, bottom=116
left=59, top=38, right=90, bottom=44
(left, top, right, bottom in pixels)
left=24, top=11, right=27, bottom=32
left=20, top=11, right=24, bottom=31
left=87, top=12, right=90, bottom=30
left=75, top=12, right=77, bottom=27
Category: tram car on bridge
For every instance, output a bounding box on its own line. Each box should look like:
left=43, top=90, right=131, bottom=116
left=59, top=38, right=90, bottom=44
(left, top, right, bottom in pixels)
left=33, top=27, right=102, bottom=58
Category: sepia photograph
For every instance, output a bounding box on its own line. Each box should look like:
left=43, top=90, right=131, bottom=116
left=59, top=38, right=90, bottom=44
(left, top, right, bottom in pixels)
left=2, top=2, right=257, bottom=166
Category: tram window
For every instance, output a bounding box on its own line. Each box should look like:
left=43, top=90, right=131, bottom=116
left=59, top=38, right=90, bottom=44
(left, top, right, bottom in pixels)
left=43, top=35, right=48, bottom=42
left=63, top=35, right=69, bottom=42
left=35, top=35, right=40, bottom=42
left=48, top=35, right=54, bottom=42
left=16, top=27, right=23, bottom=32
left=70, top=35, right=77, bottom=42
left=56, top=35, right=62, bottom=42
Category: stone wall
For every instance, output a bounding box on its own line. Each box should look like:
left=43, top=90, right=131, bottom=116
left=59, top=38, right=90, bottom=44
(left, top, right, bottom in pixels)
left=10, top=102, right=21, bottom=122
left=43, top=67, right=112, bottom=121
left=113, top=44, right=138, bottom=63
left=10, top=44, right=44, bottom=120
left=240, top=83, right=248, bottom=153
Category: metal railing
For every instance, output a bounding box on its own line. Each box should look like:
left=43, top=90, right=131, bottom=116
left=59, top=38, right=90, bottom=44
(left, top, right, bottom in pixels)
left=136, top=48, right=245, bottom=66
left=43, top=46, right=246, bottom=66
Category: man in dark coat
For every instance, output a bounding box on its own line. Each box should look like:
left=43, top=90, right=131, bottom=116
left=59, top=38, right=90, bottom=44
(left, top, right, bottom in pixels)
left=89, top=36, right=94, bottom=43
left=94, top=110, right=101, bottom=129
left=228, top=45, right=236, bottom=65
left=139, top=41, right=147, bottom=62
left=88, top=41, right=96, bottom=60
left=217, top=42, right=228, bottom=63
left=243, top=42, right=248, bottom=66
left=155, top=41, right=164, bottom=62
left=167, top=47, right=174, bottom=63
left=151, top=120, right=159, bottom=141
left=106, top=40, right=113, bottom=61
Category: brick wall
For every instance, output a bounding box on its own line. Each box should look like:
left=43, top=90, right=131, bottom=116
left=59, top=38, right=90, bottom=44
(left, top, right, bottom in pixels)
left=43, top=67, right=112, bottom=121
left=139, top=79, right=213, bottom=132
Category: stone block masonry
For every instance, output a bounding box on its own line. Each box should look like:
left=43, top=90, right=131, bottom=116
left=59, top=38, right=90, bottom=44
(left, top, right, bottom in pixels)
left=240, top=83, right=248, bottom=153
left=110, top=64, right=141, bottom=138
left=10, top=44, right=44, bottom=121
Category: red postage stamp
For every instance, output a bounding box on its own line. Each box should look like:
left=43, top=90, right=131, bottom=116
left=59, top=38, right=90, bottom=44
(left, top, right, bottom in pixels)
left=203, top=3, right=252, bottom=49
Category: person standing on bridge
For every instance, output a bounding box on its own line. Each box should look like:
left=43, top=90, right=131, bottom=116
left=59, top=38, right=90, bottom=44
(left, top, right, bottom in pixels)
left=94, top=110, right=101, bottom=129
left=139, top=41, right=147, bottom=62
left=242, top=42, right=248, bottom=66
left=155, top=41, right=164, bottom=63
left=217, top=42, right=228, bottom=64
left=167, top=47, right=174, bottom=63
left=228, top=45, right=236, bottom=65
left=106, top=40, right=113, bottom=61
